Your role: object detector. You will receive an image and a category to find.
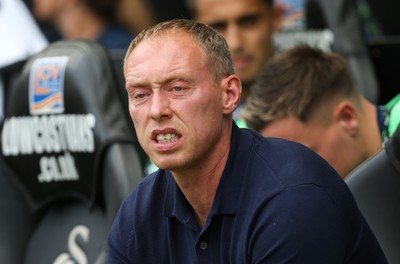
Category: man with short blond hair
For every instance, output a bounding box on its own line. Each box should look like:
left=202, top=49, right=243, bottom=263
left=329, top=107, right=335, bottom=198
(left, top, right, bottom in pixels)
left=107, top=19, right=387, bottom=263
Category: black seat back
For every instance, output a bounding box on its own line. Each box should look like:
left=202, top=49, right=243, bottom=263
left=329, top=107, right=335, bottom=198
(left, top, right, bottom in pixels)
left=345, top=124, right=400, bottom=264
left=0, top=40, right=143, bottom=263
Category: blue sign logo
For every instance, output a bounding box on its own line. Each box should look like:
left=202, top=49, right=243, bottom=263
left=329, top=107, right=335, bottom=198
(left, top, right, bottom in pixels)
left=29, top=56, right=68, bottom=115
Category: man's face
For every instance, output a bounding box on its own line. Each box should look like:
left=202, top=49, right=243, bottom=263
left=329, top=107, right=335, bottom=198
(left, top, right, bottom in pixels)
left=124, top=32, right=235, bottom=171
left=195, top=0, right=279, bottom=90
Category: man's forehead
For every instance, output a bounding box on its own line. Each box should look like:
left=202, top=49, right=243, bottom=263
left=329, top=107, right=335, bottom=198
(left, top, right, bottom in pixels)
left=143, top=29, right=190, bottom=42
left=125, top=33, right=207, bottom=75
left=132, top=31, right=197, bottom=55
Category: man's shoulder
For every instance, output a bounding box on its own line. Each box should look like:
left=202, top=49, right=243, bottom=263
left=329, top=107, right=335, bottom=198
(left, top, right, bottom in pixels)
left=119, top=170, right=169, bottom=211
left=136, top=169, right=168, bottom=193
left=239, top=128, right=341, bottom=189
left=245, top=128, right=324, bottom=166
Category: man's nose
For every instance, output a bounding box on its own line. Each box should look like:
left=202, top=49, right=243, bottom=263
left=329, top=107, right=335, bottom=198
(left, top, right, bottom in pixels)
left=150, top=91, right=172, bottom=120
left=225, top=25, right=243, bottom=51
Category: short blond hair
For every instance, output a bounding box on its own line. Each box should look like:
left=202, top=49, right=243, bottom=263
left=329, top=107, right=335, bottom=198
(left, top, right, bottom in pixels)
left=242, top=44, right=362, bottom=131
left=124, top=19, right=234, bottom=82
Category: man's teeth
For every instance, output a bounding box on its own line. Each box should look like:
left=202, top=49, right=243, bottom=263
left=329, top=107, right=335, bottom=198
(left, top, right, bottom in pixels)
left=156, top=133, right=178, bottom=143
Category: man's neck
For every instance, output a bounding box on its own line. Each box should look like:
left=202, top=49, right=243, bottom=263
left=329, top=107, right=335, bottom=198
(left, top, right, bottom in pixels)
left=363, top=99, right=383, bottom=156
left=172, top=142, right=230, bottom=228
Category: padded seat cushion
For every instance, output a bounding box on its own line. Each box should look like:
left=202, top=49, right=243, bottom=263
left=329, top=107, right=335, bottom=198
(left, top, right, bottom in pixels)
left=24, top=202, right=107, bottom=264
left=346, top=125, right=400, bottom=263
left=1, top=40, right=133, bottom=211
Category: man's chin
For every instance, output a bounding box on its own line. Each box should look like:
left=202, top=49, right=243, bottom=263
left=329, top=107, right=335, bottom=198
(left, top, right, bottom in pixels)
left=153, top=160, right=177, bottom=171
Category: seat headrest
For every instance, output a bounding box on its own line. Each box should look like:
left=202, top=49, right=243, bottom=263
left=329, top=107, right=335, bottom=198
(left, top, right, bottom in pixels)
left=1, top=40, right=133, bottom=212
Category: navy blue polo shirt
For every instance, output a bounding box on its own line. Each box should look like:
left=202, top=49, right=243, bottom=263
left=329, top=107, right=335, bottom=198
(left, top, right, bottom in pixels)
left=108, top=124, right=387, bottom=263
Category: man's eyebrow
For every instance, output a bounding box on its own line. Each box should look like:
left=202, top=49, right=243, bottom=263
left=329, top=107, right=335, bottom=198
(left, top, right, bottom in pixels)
left=237, top=13, right=262, bottom=24
left=127, top=76, right=193, bottom=89
left=163, top=76, right=194, bottom=86
left=125, top=78, right=149, bottom=89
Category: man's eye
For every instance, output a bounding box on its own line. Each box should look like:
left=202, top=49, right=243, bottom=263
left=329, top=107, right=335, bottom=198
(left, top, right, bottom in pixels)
left=134, top=93, right=146, bottom=100
left=173, top=87, right=183, bottom=92
left=238, top=14, right=260, bottom=28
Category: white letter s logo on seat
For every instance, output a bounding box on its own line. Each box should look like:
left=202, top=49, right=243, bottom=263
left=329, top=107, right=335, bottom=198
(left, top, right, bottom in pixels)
left=53, top=225, right=90, bottom=264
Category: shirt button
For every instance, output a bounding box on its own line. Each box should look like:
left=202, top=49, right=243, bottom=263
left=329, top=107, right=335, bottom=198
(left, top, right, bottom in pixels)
left=200, top=242, right=208, bottom=250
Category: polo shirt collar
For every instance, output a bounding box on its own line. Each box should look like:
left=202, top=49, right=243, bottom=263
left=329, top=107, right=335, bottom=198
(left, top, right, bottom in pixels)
left=163, top=123, right=253, bottom=222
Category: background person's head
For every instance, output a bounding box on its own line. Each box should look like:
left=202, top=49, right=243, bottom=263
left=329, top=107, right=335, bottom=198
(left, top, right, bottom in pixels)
left=186, top=0, right=281, bottom=100
left=33, top=0, right=118, bottom=23
left=242, top=44, right=382, bottom=177
left=124, top=19, right=241, bottom=171
left=32, top=0, right=120, bottom=40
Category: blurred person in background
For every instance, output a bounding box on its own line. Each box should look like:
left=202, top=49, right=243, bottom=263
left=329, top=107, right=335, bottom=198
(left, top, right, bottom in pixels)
left=112, top=0, right=191, bottom=35
left=242, top=44, right=400, bottom=178
left=31, top=0, right=134, bottom=50
left=117, top=0, right=156, bottom=33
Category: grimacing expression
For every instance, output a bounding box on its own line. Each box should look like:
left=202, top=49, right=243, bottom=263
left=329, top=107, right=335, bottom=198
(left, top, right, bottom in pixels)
left=195, top=0, right=279, bottom=89
left=124, top=32, right=237, bottom=171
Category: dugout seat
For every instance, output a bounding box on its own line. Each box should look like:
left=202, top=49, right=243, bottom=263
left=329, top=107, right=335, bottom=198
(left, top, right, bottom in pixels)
left=345, top=124, right=400, bottom=264
left=0, top=40, right=144, bottom=263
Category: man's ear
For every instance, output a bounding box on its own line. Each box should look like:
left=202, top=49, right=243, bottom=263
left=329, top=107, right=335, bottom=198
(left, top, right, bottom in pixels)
left=334, top=101, right=359, bottom=137
left=221, top=75, right=242, bottom=115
